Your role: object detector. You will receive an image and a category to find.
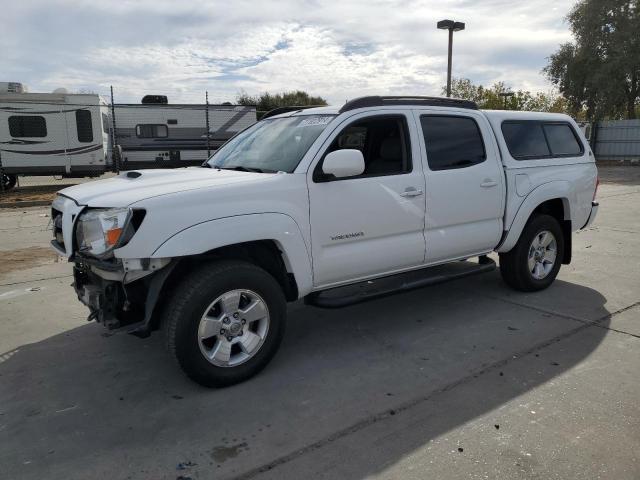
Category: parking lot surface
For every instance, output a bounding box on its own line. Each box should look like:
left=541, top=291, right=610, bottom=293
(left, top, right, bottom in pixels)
left=1, top=167, right=639, bottom=480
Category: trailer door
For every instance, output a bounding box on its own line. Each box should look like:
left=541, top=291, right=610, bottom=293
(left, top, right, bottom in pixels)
left=64, top=107, right=104, bottom=175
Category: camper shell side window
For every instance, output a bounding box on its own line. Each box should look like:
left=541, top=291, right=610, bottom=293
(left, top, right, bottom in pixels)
left=136, top=124, right=169, bottom=138
left=9, top=116, right=47, bottom=137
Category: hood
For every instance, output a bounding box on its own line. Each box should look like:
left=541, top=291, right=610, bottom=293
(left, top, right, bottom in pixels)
left=59, top=167, right=274, bottom=207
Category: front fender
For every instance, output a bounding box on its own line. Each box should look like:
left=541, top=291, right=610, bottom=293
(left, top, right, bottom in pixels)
left=497, top=181, right=572, bottom=253
left=150, top=213, right=313, bottom=296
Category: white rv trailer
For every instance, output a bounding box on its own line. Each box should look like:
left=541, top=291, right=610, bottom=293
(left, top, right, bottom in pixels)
left=113, top=103, right=256, bottom=169
left=0, top=92, right=111, bottom=188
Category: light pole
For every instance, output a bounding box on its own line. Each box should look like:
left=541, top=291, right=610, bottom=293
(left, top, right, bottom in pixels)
left=499, top=91, right=515, bottom=110
left=437, top=19, right=465, bottom=97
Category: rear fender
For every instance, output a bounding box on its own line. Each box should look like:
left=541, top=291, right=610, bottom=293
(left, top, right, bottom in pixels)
left=497, top=181, right=572, bottom=253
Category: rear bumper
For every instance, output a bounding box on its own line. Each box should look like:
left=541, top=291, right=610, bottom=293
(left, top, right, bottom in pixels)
left=581, top=201, right=599, bottom=229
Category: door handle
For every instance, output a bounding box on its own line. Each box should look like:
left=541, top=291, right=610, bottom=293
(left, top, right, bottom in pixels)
left=480, top=179, right=498, bottom=188
left=400, top=187, right=424, bottom=197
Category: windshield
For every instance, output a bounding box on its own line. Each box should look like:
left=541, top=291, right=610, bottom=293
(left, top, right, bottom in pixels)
left=207, top=114, right=336, bottom=173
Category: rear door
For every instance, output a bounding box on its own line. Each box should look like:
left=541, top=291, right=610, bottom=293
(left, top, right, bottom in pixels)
left=414, top=110, right=505, bottom=263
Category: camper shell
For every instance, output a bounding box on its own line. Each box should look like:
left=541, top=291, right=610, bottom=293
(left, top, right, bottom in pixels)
left=0, top=92, right=111, bottom=178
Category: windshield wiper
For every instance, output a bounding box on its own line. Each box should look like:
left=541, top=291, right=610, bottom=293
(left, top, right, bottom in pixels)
left=216, top=165, right=276, bottom=173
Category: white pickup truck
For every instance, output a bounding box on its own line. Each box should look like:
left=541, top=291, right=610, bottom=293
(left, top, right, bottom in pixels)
left=51, top=96, right=599, bottom=387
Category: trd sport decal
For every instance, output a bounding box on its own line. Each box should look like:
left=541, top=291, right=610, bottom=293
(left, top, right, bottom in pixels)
left=330, top=231, right=365, bottom=241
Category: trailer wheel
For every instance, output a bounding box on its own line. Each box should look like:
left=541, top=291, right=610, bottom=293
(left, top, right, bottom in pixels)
left=163, top=260, right=287, bottom=387
left=1, top=173, right=17, bottom=191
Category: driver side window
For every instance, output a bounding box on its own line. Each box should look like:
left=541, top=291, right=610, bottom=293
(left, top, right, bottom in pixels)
left=315, top=115, right=412, bottom=181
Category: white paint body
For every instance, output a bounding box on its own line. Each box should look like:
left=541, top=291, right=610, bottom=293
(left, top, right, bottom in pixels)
left=52, top=105, right=598, bottom=298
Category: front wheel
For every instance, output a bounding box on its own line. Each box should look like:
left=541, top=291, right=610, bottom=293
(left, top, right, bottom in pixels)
left=499, top=214, right=564, bottom=292
left=163, top=260, right=287, bottom=387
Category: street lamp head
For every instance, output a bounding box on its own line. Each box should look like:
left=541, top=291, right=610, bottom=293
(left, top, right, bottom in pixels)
left=437, top=19, right=455, bottom=30
left=437, top=19, right=465, bottom=31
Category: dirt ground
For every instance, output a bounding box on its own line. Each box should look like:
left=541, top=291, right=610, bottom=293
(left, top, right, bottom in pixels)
left=0, top=246, right=61, bottom=276
left=0, top=184, right=76, bottom=205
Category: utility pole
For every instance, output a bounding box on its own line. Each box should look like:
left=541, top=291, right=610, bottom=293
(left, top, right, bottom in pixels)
left=437, top=20, right=466, bottom=97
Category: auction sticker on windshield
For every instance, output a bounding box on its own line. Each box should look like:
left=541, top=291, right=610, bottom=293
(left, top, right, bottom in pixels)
left=297, top=116, right=334, bottom=127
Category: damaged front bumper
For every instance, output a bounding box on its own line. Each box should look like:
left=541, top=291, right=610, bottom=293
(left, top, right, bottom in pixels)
left=73, top=255, right=174, bottom=337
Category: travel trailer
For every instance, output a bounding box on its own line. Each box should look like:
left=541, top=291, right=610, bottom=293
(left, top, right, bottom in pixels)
left=0, top=87, right=257, bottom=190
left=0, top=91, right=111, bottom=189
left=113, top=102, right=257, bottom=169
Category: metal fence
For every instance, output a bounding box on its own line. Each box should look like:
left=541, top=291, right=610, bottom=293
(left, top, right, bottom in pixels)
left=593, top=119, right=640, bottom=164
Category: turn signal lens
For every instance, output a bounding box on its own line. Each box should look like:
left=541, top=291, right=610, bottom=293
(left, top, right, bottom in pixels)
left=105, top=227, right=124, bottom=247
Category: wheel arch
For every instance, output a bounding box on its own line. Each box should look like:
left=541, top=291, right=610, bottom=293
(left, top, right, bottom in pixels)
left=498, top=181, right=573, bottom=263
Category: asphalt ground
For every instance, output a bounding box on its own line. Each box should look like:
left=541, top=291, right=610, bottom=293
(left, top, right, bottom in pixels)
left=0, top=166, right=639, bottom=480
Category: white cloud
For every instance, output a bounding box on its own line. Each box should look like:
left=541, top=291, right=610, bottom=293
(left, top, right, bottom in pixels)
left=0, top=0, right=576, bottom=104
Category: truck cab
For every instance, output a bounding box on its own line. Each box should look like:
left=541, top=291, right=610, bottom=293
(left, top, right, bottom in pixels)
left=50, top=96, right=599, bottom=387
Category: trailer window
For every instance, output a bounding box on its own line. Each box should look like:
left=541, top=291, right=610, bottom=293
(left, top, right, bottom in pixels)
left=76, top=110, right=93, bottom=142
left=136, top=124, right=168, bottom=138
left=8, top=116, right=47, bottom=137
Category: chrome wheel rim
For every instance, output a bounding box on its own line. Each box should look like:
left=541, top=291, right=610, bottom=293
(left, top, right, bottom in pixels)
left=197, top=289, right=270, bottom=367
left=528, top=230, right=557, bottom=280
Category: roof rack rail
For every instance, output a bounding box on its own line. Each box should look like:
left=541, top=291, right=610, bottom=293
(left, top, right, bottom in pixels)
left=339, top=96, right=478, bottom=113
left=261, top=105, right=325, bottom=119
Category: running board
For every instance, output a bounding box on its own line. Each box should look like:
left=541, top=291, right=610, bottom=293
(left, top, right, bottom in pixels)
left=305, top=256, right=496, bottom=309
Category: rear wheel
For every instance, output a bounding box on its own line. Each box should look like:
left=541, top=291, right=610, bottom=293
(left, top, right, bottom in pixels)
left=499, top=214, right=564, bottom=292
left=1, top=173, right=17, bottom=191
left=163, top=260, right=287, bottom=387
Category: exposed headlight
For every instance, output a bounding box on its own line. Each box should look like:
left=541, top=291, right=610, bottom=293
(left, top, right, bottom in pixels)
left=76, top=208, right=139, bottom=257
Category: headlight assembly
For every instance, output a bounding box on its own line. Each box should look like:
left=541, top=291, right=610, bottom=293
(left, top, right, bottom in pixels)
left=75, top=208, right=142, bottom=257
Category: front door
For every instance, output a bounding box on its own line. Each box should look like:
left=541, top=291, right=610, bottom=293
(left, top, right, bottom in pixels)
left=414, top=111, right=504, bottom=263
left=308, top=112, right=426, bottom=288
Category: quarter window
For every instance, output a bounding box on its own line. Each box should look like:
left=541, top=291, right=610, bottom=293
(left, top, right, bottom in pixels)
left=319, top=115, right=411, bottom=179
left=76, top=110, right=93, bottom=142
left=8, top=116, right=47, bottom=137
left=420, top=116, right=486, bottom=170
left=136, top=124, right=168, bottom=138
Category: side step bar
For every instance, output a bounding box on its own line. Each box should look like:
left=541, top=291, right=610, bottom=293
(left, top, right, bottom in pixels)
left=305, top=256, right=496, bottom=309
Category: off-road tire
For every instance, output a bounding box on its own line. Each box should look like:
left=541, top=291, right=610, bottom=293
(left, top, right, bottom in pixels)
left=499, top=214, right=564, bottom=292
left=163, top=260, right=287, bottom=387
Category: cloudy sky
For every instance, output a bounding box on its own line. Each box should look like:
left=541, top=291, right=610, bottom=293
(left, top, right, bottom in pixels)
left=2, top=0, right=575, bottom=105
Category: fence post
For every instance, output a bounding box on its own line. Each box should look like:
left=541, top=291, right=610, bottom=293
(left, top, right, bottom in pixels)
left=590, top=120, right=599, bottom=163
left=0, top=149, right=4, bottom=193
left=110, top=85, right=120, bottom=173
left=205, top=91, right=211, bottom=159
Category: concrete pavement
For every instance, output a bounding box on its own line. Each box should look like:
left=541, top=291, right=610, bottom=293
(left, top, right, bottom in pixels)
left=0, top=167, right=638, bottom=480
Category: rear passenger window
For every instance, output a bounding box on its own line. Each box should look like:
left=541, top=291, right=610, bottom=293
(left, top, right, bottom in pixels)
left=501, top=122, right=550, bottom=159
left=8, top=116, right=47, bottom=137
left=543, top=124, right=582, bottom=156
left=420, top=116, right=485, bottom=170
left=502, top=121, right=583, bottom=159
left=75, top=110, right=93, bottom=142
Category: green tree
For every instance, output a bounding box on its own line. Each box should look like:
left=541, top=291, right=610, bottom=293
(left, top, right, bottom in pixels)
left=544, top=0, right=640, bottom=120
left=237, top=90, right=328, bottom=117
left=446, top=78, right=569, bottom=113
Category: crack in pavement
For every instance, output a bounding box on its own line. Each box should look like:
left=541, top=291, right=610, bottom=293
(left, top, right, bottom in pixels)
left=0, top=274, right=72, bottom=288
left=230, top=299, right=639, bottom=480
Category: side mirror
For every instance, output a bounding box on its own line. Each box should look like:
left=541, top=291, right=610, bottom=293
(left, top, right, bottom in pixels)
left=322, top=149, right=365, bottom=179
